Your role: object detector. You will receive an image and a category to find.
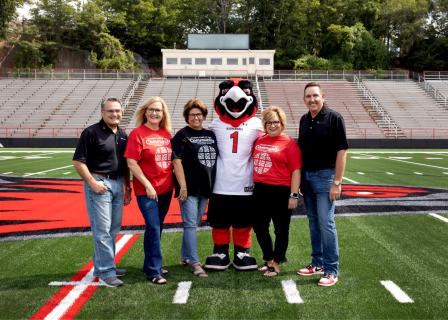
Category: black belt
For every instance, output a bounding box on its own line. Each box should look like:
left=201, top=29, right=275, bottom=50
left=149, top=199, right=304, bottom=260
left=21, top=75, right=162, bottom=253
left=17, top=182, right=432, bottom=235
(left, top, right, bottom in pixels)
left=93, top=173, right=120, bottom=180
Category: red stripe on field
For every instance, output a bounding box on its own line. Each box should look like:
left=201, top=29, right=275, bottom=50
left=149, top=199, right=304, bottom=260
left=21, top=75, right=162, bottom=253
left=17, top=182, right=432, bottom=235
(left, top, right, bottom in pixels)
left=61, top=235, right=139, bottom=320
left=30, top=234, right=139, bottom=320
left=60, top=285, right=98, bottom=320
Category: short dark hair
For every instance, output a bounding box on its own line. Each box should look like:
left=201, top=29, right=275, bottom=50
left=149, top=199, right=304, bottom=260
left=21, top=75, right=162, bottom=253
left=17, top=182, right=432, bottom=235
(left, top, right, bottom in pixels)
left=101, top=97, right=122, bottom=109
left=303, top=82, right=322, bottom=96
left=183, top=99, right=208, bottom=123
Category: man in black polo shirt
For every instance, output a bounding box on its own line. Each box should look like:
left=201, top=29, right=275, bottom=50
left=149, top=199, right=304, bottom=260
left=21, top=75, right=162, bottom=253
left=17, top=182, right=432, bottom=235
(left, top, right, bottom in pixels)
left=296, top=82, right=348, bottom=287
left=73, top=97, right=131, bottom=287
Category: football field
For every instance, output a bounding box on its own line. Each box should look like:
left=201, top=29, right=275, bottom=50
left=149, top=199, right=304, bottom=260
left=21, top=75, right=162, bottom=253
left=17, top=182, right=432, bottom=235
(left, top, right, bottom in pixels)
left=0, top=148, right=447, bottom=319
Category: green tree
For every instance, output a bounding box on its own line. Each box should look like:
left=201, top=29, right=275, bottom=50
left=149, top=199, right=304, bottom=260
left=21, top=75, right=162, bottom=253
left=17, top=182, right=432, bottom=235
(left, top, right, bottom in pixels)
left=0, top=0, right=25, bottom=39
left=89, top=32, right=136, bottom=69
left=30, top=0, right=77, bottom=43
left=14, top=40, right=44, bottom=68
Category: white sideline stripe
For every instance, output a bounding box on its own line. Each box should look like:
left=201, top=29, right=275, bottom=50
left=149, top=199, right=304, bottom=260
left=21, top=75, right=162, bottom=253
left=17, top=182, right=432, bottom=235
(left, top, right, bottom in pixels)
left=357, top=152, right=448, bottom=170
left=2, top=172, right=13, bottom=174
left=380, top=280, right=414, bottom=303
left=49, top=281, right=103, bottom=286
left=45, top=234, right=133, bottom=320
left=343, top=177, right=359, bottom=184
left=23, top=165, right=73, bottom=177
left=281, top=280, right=304, bottom=304
left=173, top=281, right=192, bottom=304
left=429, top=213, right=448, bottom=223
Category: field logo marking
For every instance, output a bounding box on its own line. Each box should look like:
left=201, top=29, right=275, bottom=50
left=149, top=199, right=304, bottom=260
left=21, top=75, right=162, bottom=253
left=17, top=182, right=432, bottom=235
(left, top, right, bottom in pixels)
left=173, top=281, right=193, bottom=304
left=281, top=280, right=304, bottom=304
left=30, top=234, right=139, bottom=320
left=429, top=213, right=448, bottom=223
left=380, top=280, right=414, bottom=303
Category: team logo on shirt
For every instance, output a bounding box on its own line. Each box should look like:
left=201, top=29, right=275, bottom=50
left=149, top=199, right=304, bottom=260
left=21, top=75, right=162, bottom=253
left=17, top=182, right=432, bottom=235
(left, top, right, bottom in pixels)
left=155, top=146, right=172, bottom=168
left=197, top=145, right=217, bottom=167
left=254, top=152, right=272, bottom=174
left=145, top=137, right=169, bottom=146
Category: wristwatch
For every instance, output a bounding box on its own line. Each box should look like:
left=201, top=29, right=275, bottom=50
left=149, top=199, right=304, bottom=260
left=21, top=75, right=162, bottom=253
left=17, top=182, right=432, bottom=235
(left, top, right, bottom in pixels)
left=290, top=192, right=299, bottom=199
left=333, top=180, right=341, bottom=186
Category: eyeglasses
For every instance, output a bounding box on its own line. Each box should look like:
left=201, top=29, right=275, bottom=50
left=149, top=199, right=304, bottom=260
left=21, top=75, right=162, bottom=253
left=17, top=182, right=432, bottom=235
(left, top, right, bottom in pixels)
left=103, top=109, right=122, bottom=114
left=188, top=113, right=203, bottom=119
left=147, top=108, right=163, bottom=114
left=266, top=121, right=281, bottom=127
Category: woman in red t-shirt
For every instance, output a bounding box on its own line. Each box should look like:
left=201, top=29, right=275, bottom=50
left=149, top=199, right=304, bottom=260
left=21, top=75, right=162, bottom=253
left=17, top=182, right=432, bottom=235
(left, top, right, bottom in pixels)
left=252, top=106, right=302, bottom=277
left=125, top=96, right=173, bottom=285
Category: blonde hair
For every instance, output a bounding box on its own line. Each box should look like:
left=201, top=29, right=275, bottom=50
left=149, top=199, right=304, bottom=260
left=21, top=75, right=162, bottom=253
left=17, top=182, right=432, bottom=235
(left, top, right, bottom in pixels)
left=261, top=106, right=287, bottom=132
left=135, top=96, right=172, bottom=132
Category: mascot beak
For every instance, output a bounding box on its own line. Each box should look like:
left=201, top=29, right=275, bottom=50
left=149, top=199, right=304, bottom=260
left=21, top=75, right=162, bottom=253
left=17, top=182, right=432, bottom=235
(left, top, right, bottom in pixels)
left=219, top=86, right=254, bottom=119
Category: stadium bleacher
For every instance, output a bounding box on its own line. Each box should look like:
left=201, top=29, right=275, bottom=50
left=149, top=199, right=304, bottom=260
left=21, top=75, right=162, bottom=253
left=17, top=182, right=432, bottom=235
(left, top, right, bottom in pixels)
left=364, top=80, right=448, bottom=138
left=1, top=77, right=448, bottom=140
left=0, top=79, right=133, bottom=137
left=263, top=80, right=384, bottom=138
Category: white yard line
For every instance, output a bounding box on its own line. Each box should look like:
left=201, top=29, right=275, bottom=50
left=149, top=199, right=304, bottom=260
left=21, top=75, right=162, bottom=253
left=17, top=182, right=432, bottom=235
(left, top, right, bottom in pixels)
left=357, top=152, right=448, bottom=170
left=49, top=281, right=103, bottom=286
left=429, top=213, right=448, bottom=223
left=357, top=172, right=365, bottom=175
left=23, top=165, right=73, bottom=177
left=413, top=172, right=423, bottom=175
left=2, top=172, right=13, bottom=174
left=281, top=280, right=304, bottom=304
left=380, top=280, right=414, bottom=303
left=349, top=151, right=448, bottom=154
left=343, top=176, right=359, bottom=184
left=173, top=281, right=192, bottom=304
left=0, top=150, right=73, bottom=153
left=386, top=172, right=394, bottom=175
left=44, top=234, right=134, bottom=320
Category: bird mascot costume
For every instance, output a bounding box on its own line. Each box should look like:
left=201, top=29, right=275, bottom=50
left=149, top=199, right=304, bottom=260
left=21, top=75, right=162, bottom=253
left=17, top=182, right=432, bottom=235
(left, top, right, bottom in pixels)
left=204, top=78, right=262, bottom=271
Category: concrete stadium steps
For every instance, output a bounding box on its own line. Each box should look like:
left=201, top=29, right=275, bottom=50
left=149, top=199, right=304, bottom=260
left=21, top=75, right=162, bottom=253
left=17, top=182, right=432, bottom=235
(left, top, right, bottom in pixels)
left=364, top=80, right=448, bottom=138
left=125, top=78, right=221, bottom=133
left=263, top=80, right=383, bottom=138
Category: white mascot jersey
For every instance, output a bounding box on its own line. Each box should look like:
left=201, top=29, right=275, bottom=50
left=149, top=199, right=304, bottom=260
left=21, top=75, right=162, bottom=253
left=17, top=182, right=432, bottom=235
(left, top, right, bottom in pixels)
left=210, top=117, right=262, bottom=195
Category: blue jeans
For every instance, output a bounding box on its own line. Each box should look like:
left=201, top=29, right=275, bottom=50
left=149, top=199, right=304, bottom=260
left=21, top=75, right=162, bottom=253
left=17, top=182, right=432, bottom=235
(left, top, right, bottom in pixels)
left=84, top=176, right=123, bottom=280
left=136, top=192, right=172, bottom=278
left=179, top=196, right=208, bottom=264
left=302, top=168, right=339, bottom=276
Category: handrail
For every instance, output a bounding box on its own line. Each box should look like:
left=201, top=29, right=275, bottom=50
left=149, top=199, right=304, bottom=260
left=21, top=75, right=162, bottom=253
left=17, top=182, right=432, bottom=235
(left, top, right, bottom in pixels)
left=421, top=80, right=447, bottom=108
left=122, top=74, right=143, bottom=111
left=255, top=74, right=264, bottom=111
left=354, top=75, right=401, bottom=137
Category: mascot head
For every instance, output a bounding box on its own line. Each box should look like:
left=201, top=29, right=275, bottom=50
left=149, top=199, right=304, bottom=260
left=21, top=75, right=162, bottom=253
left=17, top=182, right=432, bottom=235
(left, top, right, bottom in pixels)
left=214, top=78, right=258, bottom=127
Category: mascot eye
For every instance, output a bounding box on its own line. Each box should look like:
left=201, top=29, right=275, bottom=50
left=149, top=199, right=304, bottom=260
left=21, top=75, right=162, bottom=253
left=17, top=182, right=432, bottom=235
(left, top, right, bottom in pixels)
left=222, top=88, right=229, bottom=94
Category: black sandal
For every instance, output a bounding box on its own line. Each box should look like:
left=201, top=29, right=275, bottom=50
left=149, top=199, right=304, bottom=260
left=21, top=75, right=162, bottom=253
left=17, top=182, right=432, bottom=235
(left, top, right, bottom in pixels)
left=149, top=275, right=167, bottom=285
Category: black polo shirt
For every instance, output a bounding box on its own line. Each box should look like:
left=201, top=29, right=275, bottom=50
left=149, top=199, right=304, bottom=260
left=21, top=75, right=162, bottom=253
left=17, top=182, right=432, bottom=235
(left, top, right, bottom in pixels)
left=73, top=119, right=128, bottom=176
left=298, top=105, right=348, bottom=171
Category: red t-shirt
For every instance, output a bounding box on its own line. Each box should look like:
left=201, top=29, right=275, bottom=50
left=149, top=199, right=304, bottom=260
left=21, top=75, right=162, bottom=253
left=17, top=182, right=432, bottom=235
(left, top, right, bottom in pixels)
left=124, top=125, right=173, bottom=196
left=253, top=134, right=302, bottom=187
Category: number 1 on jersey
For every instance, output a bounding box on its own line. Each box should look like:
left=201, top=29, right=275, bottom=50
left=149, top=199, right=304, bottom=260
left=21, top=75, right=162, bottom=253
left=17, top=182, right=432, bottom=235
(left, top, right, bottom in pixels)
left=230, top=131, right=238, bottom=153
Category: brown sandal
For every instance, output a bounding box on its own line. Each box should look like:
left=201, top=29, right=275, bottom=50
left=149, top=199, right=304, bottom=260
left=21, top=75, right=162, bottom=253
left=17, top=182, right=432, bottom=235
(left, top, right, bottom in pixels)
left=191, top=263, right=208, bottom=278
left=263, top=266, right=280, bottom=277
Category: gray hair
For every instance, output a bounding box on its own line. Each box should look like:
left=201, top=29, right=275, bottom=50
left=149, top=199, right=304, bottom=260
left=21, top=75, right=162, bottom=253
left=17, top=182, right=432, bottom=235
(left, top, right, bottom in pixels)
left=101, top=97, right=122, bottom=109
